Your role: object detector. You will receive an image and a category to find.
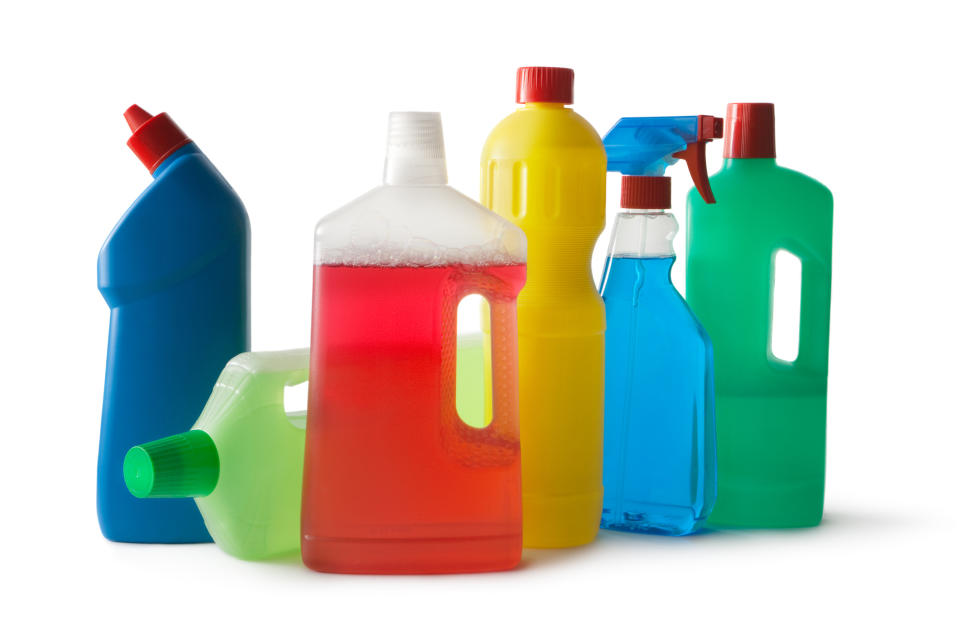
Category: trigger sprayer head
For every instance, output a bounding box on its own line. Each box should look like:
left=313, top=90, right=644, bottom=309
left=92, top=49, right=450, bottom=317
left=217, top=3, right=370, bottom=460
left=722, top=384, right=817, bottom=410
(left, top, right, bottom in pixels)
left=603, top=115, right=723, bottom=205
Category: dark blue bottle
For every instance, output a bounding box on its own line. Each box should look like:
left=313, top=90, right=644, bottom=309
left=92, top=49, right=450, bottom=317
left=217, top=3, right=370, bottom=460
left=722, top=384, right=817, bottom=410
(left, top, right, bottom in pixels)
left=97, top=106, right=250, bottom=542
left=598, top=182, right=716, bottom=535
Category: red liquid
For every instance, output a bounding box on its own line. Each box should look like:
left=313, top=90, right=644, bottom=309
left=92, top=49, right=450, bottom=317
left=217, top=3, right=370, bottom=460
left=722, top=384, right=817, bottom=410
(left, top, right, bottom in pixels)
left=303, top=262, right=526, bottom=574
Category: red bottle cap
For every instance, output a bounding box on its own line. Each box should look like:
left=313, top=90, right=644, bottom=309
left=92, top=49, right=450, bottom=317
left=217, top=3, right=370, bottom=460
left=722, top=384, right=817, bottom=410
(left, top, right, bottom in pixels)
left=621, top=176, right=671, bottom=210
left=516, top=67, right=574, bottom=104
left=124, top=105, right=192, bottom=173
left=723, top=103, right=776, bottom=159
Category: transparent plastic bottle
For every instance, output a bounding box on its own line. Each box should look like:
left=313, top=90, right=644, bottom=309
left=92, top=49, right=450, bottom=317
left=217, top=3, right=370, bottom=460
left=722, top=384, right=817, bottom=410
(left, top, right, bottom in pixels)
left=599, top=177, right=717, bottom=535
left=303, top=113, right=527, bottom=574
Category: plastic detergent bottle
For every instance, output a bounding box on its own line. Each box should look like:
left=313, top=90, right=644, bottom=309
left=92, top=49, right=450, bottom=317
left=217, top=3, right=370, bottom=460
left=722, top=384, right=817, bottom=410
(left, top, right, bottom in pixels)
left=303, top=112, right=527, bottom=574
left=480, top=67, right=606, bottom=548
left=600, top=115, right=721, bottom=535
left=97, top=106, right=249, bottom=543
left=123, top=350, right=306, bottom=560
left=686, top=103, right=833, bottom=528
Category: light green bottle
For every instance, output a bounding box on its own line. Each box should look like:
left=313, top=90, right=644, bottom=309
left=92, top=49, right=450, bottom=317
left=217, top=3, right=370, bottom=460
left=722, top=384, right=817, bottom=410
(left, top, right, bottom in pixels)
left=685, top=103, right=832, bottom=528
left=123, top=340, right=488, bottom=560
left=124, top=349, right=308, bottom=560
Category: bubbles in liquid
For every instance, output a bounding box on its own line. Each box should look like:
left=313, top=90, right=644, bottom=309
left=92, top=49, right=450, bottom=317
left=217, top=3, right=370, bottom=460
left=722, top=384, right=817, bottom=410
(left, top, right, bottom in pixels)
left=319, top=238, right=523, bottom=268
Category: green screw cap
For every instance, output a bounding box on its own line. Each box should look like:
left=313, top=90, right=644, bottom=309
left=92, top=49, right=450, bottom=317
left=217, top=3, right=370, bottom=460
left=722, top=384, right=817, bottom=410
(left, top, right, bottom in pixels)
left=124, top=430, right=220, bottom=498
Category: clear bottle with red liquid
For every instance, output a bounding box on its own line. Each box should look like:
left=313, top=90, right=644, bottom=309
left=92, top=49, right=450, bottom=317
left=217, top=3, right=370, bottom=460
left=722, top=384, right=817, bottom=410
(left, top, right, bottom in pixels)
left=303, top=112, right=527, bottom=574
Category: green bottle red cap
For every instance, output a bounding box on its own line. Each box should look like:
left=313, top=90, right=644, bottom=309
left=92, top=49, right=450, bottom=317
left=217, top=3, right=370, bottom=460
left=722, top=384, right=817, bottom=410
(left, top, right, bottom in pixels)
left=124, top=104, right=193, bottom=173
left=123, top=430, right=219, bottom=498
left=724, top=103, right=776, bottom=159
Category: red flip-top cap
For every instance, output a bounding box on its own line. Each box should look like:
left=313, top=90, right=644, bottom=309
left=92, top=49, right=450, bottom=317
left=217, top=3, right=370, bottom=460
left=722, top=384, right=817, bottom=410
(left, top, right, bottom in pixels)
left=723, top=103, right=776, bottom=159
left=621, top=176, right=671, bottom=210
left=516, top=67, right=574, bottom=104
left=124, top=105, right=192, bottom=173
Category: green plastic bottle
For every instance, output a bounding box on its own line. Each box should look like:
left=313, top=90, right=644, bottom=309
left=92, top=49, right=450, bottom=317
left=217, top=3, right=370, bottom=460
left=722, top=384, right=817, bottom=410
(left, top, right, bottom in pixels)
left=685, top=103, right=832, bottom=528
left=124, top=349, right=308, bottom=560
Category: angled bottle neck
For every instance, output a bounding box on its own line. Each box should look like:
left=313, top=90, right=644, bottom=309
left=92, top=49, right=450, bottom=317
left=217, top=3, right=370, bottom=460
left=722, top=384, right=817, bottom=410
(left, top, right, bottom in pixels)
left=151, top=142, right=201, bottom=178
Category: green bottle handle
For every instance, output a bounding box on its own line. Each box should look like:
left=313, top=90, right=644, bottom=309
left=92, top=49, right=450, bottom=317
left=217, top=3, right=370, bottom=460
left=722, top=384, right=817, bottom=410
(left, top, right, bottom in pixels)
left=208, top=349, right=310, bottom=415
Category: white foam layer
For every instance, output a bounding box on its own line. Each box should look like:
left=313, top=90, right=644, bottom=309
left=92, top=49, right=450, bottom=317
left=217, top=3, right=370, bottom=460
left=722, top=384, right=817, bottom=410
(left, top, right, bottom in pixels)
left=315, top=184, right=527, bottom=267
left=320, top=241, right=523, bottom=267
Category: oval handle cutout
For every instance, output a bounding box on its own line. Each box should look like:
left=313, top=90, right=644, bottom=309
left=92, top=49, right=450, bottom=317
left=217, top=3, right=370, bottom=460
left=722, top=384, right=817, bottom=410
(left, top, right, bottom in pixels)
left=456, top=294, right=491, bottom=428
left=770, top=249, right=802, bottom=363
left=284, top=381, right=309, bottom=429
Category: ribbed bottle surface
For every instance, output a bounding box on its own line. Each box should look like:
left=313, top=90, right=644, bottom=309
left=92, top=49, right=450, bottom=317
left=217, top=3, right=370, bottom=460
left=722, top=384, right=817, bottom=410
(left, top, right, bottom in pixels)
left=383, top=112, right=447, bottom=185
left=124, top=430, right=219, bottom=498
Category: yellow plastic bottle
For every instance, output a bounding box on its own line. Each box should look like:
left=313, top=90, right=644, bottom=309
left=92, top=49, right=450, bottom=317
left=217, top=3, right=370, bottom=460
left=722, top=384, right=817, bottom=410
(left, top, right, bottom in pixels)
left=480, top=67, right=606, bottom=547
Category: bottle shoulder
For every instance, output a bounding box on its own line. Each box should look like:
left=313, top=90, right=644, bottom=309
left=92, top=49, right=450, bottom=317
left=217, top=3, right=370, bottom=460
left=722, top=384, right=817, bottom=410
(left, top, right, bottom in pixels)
left=226, top=349, right=310, bottom=376
left=480, top=109, right=607, bottom=232
left=481, top=108, right=605, bottom=160
left=687, top=161, right=833, bottom=243
left=197, top=351, right=309, bottom=442
left=697, top=161, right=832, bottom=206
left=98, top=152, right=249, bottom=297
left=151, top=152, right=247, bottom=215
left=771, top=163, right=832, bottom=197
left=656, top=295, right=714, bottom=352
left=315, top=185, right=526, bottom=266
left=605, top=279, right=712, bottom=347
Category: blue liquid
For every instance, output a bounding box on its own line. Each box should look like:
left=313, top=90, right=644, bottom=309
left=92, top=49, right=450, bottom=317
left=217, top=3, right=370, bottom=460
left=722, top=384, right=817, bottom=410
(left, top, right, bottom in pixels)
left=599, top=256, right=717, bottom=535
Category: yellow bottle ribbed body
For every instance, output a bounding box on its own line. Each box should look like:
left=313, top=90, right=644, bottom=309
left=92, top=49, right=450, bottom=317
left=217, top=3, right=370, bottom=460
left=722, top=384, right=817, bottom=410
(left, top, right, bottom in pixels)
left=481, top=103, right=606, bottom=548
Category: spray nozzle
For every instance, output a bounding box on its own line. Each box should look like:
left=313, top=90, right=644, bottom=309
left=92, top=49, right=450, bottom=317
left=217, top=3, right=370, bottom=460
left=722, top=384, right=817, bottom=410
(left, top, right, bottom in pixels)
left=603, top=115, right=723, bottom=204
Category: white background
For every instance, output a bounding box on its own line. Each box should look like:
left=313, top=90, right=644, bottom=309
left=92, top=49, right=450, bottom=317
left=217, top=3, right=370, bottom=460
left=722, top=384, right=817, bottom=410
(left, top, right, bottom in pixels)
left=2, top=1, right=957, bottom=637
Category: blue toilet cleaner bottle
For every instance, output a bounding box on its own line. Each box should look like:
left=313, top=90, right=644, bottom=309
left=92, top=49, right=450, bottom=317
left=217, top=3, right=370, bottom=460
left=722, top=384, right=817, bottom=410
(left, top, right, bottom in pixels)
left=598, top=115, right=721, bottom=535
left=97, top=106, right=250, bottom=542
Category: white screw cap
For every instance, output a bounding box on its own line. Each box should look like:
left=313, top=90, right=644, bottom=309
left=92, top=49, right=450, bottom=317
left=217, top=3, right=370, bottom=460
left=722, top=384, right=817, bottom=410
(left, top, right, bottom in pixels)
left=383, top=112, right=448, bottom=186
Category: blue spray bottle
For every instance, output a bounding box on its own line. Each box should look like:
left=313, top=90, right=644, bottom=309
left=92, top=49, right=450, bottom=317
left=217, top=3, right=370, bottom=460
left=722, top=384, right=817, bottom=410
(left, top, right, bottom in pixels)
left=97, top=106, right=250, bottom=542
left=598, top=116, right=721, bottom=535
